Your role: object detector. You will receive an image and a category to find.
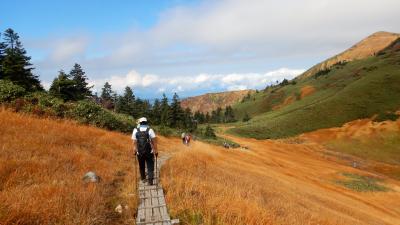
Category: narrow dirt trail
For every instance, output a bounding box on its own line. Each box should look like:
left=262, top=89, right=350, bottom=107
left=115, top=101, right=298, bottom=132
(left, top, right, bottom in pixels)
left=216, top=133, right=400, bottom=224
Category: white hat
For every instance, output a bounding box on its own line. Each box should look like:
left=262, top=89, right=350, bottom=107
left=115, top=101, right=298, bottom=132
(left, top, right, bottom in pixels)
left=138, top=117, right=147, bottom=123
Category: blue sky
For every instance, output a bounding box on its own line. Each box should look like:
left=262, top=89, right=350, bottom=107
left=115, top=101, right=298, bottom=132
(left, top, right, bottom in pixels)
left=1, top=0, right=399, bottom=98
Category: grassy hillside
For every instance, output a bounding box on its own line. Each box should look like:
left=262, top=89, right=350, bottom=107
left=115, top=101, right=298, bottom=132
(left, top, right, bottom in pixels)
left=181, top=90, right=254, bottom=113
left=162, top=131, right=400, bottom=225
left=0, top=109, right=137, bottom=225
left=299, top=31, right=400, bottom=79
left=301, top=118, right=400, bottom=180
left=229, top=38, right=400, bottom=139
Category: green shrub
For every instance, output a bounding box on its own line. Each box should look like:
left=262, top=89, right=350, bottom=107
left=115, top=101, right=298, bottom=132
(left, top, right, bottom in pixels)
left=157, top=125, right=174, bottom=137
left=0, top=80, right=26, bottom=102
left=67, top=100, right=135, bottom=132
left=24, top=92, right=67, bottom=117
left=204, top=125, right=216, bottom=139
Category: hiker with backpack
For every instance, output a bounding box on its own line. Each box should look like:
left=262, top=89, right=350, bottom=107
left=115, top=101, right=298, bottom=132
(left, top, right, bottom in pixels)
left=132, top=117, right=158, bottom=185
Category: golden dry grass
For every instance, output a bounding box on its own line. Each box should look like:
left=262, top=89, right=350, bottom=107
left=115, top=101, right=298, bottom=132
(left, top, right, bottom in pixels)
left=162, top=134, right=400, bottom=225
left=0, top=109, right=138, bottom=225
left=3, top=107, right=400, bottom=225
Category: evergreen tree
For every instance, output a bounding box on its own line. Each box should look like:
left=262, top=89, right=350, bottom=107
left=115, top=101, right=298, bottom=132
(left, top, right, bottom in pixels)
left=151, top=98, right=161, bottom=125
left=211, top=107, right=222, bottom=123
left=70, top=63, right=92, bottom=99
left=194, top=110, right=205, bottom=124
left=49, top=70, right=77, bottom=101
left=1, top=28, right=42, bottom=91
left=160, top=93, right=170, bottom=126
left=183, top=107, right=196, bottom=131
left=101, top=82, right=113, bottom=101
left=0, top=33, right=5, bottom=79
left=224, top=105, right=236, bottom=123
left=115, top=86, right=135, bottom=115
left=205, top=112, right=211, bottom=123
left=100, top=82, right=114, bottom=109
left=135, top=98, right=151, bottom=118
left=169, top=92, right=184, bottom=128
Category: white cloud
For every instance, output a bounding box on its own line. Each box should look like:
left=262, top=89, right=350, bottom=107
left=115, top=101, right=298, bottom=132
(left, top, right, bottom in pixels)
left=28, top=0, right=400, bottom=96
left=50, top=36, right=89, bottom=62
left=89, top=68, right=305, bottom=96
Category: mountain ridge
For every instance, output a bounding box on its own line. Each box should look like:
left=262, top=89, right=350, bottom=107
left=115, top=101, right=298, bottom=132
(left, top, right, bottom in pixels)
left=181, top=89, right=254, bottom=113
left=298, top=31, right=400, bottom=79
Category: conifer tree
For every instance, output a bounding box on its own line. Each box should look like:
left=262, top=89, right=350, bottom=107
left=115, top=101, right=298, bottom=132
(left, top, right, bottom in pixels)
left=115, top=86, right=135, bottom=115
left=169, top=92, right=184, bottom=128
left=151, top=98, right=161, bottom=125
left=70, top=63, right=92, bottom=99
left=49, top=70, right=77, bottom=101
left=101, top=82, right=113, bottom=101
left=100, top=82, right=114, bottom=109
left=183, top=107, right=196, bottom=131
left=160, top=93, right=170, bottom=126
left=1, top=28, right=42, bottom=91
left=0, top=33, right=5, bottom=79
left=224, top=105, right=236, bottom=123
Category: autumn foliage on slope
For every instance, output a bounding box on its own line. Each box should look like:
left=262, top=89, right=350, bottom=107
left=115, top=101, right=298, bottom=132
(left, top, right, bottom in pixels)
left=0, top=109, right=136, bottom=225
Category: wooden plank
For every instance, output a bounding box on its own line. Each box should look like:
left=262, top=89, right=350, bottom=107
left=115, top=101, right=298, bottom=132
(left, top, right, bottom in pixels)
left=158, top=196, right=166, bottom=205
left=152, top=195, right=161, bottom=221
left=145, top=196, right=152, bottom=222
left=137, top=208, right=146, bottom=223
left=157, top=188, right=164, bottom=197
left=160, top=206, right=170, bottom=220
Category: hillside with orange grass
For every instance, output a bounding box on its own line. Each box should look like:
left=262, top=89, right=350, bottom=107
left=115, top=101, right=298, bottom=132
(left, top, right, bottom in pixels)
left=181, top=90, right=254, bottom=113
left=2, top=107, right=400, bottom=225
left=0, top=109, right=138, bottom=224
left=0, top=109, right=175, bottom=225
left=301, top=117, right=400, bottom=179
left=299, top=31, right=400, bottom=79
left=161, top=125, right=400, bottom=225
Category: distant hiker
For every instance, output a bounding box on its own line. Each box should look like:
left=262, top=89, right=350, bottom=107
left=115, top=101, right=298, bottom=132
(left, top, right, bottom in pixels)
left=181, top=132, right=186, bottom=144
left=184, top=134, right=191, bottom=146
left=132, top=117, right=158, bottom=185
left=223, top=142, right=230, bottom=149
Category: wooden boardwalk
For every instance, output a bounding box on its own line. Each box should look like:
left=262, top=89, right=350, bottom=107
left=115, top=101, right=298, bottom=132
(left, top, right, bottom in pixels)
left=136, top=155, right=179, bottom=225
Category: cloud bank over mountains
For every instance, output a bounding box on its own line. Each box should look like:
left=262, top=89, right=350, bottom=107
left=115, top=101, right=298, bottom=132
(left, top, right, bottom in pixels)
left=86, top=68, right=304, bottom=96
left=27, top=0, right=400, bottom=97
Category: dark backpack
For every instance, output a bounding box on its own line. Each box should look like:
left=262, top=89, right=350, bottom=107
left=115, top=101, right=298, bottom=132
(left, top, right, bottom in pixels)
left=136, top=127, right=152, bottom=155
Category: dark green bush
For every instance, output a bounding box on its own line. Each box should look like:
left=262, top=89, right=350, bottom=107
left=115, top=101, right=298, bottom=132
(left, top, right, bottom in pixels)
left=67, top=100, right=135, bottom=132
left=24, top=92, right=67, bottom=117
left=0, top=80, right=26, bottom=102
left=204, top=124, right=216, bottom=139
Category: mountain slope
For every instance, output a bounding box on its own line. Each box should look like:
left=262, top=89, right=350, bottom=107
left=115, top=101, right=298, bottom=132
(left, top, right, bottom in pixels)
left=229, top=34, right=400, bottom=139
left=163, top=127, right=400, bottom=225
left=299, top=31, right=400, bottom=79
left=181, top=90, right=254, bottom=113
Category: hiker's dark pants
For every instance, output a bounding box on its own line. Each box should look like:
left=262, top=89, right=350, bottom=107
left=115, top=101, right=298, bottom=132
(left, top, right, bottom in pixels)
left=137, top=153, right=154, bottom=181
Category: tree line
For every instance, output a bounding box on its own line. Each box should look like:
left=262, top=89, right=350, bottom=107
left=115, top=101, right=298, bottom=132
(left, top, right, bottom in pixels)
left=0, top=28, right=238, bottom=133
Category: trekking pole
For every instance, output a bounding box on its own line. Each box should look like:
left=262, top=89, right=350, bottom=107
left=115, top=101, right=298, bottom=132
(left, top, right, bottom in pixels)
left=155, top=153, right=158, bottom=186
left=134, top=154, right=138, bottom=191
